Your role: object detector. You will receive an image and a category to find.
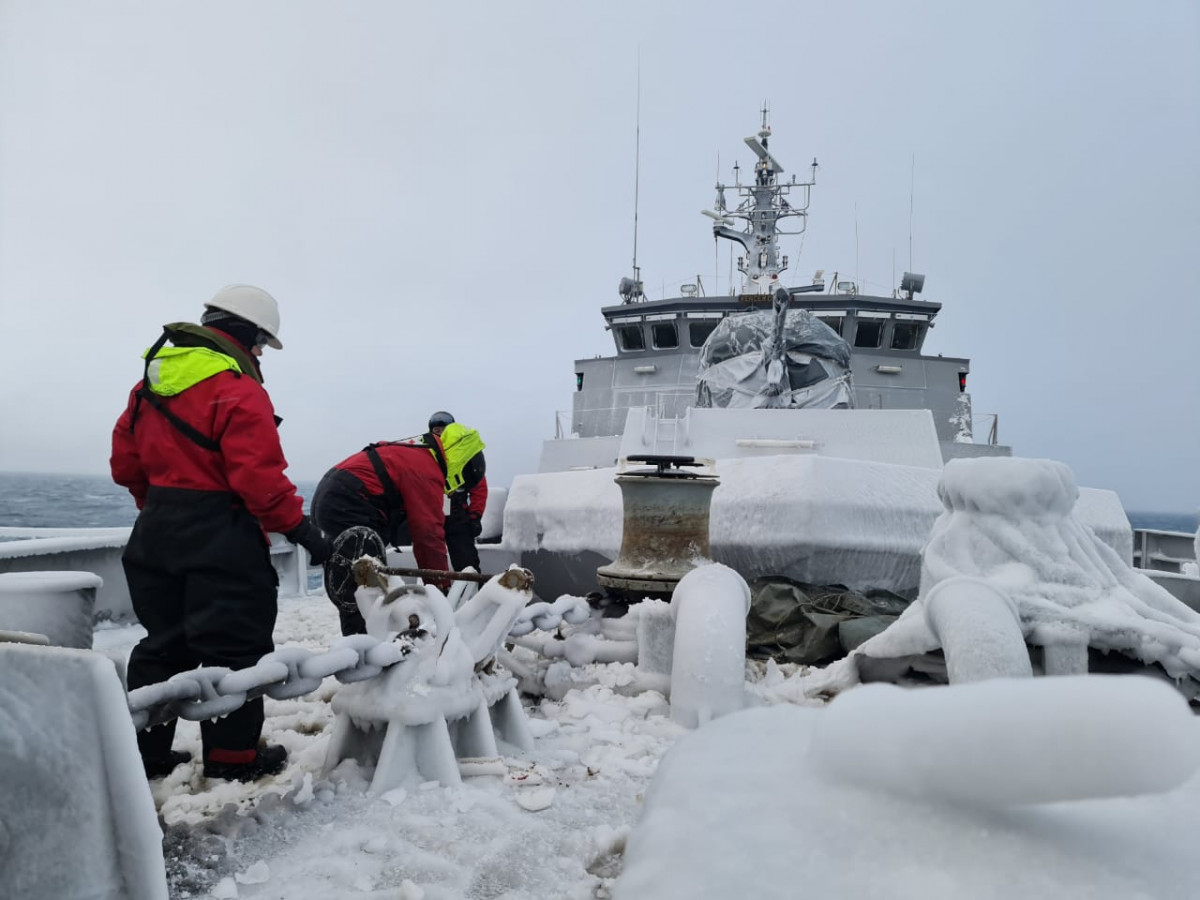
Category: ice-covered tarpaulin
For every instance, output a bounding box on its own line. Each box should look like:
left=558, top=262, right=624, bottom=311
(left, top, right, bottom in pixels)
left=798, top=457, right=1200, bottom=698
left=695, top=299, right=853, bottom=410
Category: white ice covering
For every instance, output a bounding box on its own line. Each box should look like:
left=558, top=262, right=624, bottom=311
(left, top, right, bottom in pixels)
left=615, top=676, right=1200, bottom=899
left=804, top=457, right=1200, bottom=694
left=0, top=570, right=101, bottom=649
left=336, top=576, right=528, bottom=727
left=668, top=564, right=750, bottom=728
left=80, top=589, right=1200, bottom=898
left=0, top=642, right=166, bottom=900
left=503, top=453, right=1131, bottom=596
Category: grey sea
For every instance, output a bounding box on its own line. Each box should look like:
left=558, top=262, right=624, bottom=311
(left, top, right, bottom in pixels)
left=0, top=470, right=1195, bottom=534
left=0, top=471, right=319, bottom=529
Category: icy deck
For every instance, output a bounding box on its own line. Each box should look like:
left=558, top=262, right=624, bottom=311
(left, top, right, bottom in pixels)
left=93, top=592, right=703, bottom=899
left=90, top=586, right=1200, bottom=899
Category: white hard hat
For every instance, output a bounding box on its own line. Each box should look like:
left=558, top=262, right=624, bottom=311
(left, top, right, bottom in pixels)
left=204, top=284, right=283, bottom=349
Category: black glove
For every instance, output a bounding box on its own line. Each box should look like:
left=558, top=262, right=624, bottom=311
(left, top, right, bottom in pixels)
left=469, top=515, right=483, bottom=538
left=285, top=516, right=333, bottom=566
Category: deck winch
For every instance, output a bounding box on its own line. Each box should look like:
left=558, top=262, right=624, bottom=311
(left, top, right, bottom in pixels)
left=596, top=455, right=719, bottom=598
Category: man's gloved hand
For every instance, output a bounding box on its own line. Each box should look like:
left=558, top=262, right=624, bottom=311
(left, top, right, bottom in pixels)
left=468, top=515, right=483, bottom=538
left=285, top=516, right=333, bottom=566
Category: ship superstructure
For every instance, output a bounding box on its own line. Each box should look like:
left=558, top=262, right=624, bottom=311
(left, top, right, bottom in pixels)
left=563, top=110, right=998, bottom=463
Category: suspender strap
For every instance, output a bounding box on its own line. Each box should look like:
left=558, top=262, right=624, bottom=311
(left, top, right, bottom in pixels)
left=422, top=432, right=449, bottom=482
left=135, top=387, right=221, bottom=452
left=129, top=329, right=171, bottom=433
left=130, top=328, right=222, bottom=452
left=363, top=434, right=450, bottom=511
left=364, top=444, right=403, bottom=510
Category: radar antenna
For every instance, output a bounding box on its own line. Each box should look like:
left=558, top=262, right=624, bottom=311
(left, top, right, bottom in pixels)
left=705, top=105, right=818, bottom=295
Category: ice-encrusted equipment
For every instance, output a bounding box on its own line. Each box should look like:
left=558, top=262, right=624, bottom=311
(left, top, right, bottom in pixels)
left=323, top=562, right=546, bottom=793
left=596, top=455, right=719, bottom=598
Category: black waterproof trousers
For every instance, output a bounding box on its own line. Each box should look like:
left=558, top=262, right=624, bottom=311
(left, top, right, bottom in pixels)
left=445, top=497, right=480, bottom=572
left=124, top=487, right=279, bottom=761
left=311, top=468, right=389, bottom=636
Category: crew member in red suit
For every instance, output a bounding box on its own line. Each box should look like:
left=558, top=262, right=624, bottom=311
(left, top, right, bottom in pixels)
left=428, top=411, right=489, bottom=571
left=111, top=284, right=332, bottom=782
left=312, top=421, right=486, bottom=636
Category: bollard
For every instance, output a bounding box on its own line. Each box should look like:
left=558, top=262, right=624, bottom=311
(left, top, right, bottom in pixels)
left=669, top=564, right=751, bottom=728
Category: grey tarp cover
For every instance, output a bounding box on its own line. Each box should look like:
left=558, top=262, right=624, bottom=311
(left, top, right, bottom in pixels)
left=695, top=308, right=854, bottom=410
left=746, top=577, right=911, bottom=666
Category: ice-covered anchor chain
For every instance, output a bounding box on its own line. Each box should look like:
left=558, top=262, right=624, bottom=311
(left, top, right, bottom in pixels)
left=509, top=594, right=593, bottom=636
left=349, top=556, right=587, bottom=636
left=126, top=634, right=417, bottom=732
left=125, top=569, right=590, bottom=731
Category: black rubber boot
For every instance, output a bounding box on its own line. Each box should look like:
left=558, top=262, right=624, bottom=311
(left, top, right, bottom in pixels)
left=143, top=750, right=192, bottom=779
left=203, top=744, right=288, bottom=782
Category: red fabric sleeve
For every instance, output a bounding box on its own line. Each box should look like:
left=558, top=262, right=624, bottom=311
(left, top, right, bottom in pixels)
left=467, top=475, right=488, bottom=520
left=110, top=385, right=149, bottom=509
left=211, top=379, right=305, bottom=535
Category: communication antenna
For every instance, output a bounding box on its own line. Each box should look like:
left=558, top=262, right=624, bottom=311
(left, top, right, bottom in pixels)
left=909, top=153, right=915, bottom=271
left=631, top=53, right=642, bottom=290
left=855, top=202, right=860, bottom=294
left=617, top=52, right=646, bottom=304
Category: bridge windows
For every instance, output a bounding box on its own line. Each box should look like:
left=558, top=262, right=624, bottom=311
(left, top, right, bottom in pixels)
left=814, top=311, right=846, bottom=338
left=853, top=318, right=885, bottom=348
left=852, top=311, right=895, bottom=349
left=615, top=324, right=645, bottom=351
left=890, top=321, right=921, bottom=350
left=651, top=322, right=678, bottom=348
left=645, top=314, right=679, bottom=349
left=889, top=313, right=929, bottom=351
left=687, top=312, right=724, bottom=348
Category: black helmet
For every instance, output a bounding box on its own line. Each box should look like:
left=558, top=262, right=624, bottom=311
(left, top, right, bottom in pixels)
left=428, top=410, right=455, bottom=431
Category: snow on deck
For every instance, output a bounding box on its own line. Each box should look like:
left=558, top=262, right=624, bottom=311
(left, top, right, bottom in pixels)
left=92, top=583, right=1200, bottom=899
left=96, top=592, right=691, bottom=899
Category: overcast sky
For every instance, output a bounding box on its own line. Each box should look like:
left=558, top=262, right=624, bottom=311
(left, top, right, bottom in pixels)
left=1, top=0, right=1196, bottom=512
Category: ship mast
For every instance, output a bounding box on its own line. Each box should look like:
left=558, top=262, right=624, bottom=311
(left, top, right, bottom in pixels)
left=702, top=105, right=818, bottom=295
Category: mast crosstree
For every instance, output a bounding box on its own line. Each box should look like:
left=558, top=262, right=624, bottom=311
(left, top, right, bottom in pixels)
left=702, top=105, right=819, bottom=295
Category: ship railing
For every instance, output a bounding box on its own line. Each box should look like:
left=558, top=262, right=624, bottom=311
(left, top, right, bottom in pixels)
left=0, top=527, right=321, bottom=623
left=1131, top=528, right=1198, bottom=575
left=985, top=414, right=1000, bottom=446
left=554, top=409, right=571, bottom=440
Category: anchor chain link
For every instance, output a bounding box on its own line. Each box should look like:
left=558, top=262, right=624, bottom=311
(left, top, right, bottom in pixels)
left=126, top=591, right=594, bottom=731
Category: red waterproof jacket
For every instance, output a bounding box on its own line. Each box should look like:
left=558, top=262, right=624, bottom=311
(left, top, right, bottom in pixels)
left=450, top=475, right=489, bottom=522
left=110, top=326, right=305, bottom=536
left=466, top=475, right=488, bottom=521
left=333, top=441, right=449, bottom=572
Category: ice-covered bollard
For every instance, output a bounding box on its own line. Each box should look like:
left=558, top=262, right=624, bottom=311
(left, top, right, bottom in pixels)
left=922, top=576, right=1031, bottom=682
left=1032, top=621, right=1090, bottom=676
left=809, top=675, right=1200, bottom=807
left=669, top=564, right=751, bottom=728
left=0, top=642, right=167, bottom=899
left=0, top=571, right=101, bottom=650
left=635, top=599, right=675, bottom=696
